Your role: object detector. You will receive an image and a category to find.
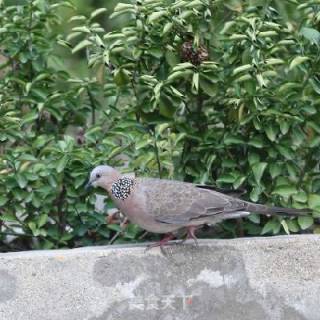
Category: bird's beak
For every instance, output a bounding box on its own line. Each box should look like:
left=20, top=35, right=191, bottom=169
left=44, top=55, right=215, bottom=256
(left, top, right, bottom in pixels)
left=85, top=181, right=93, bottom=190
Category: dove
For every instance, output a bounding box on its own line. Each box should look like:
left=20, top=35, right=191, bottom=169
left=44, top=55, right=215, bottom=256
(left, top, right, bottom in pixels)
left=86, top=165, right=309, bottom=247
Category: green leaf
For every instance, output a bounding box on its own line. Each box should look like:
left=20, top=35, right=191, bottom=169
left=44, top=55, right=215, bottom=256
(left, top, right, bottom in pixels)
left=38, top=214, right=48, bottom=228
left=272, top=185, right=297, bottom=197
left=276, top=145, right=294, bottom=160
left=289, top=56, right=309, bottom=70
left=165, top=51, right=179, bottom=67
left=16, top=174, right=28, bottom=188
left=90, top=8, right=107, bottom=19
left=69, top=15, right=86, bottom=22
left=199, top=78, right=216, bottom=96
left=269, top=163, right=282, bottom=179
left=114, top=69, right=130, bottom=86
left=0, top=196, right=8, bottom=206
left=22, top=112, right=38, bottom=126
left=248, top=137, right=264, bottom=148
left=261, top=219, right=281, bottom=235
left=308, top=194, right=320, bottom=211
left=292, top=192, right=307, bottom=203
left=56, top=155, right=69, bottom=173
left=279, top=121, right=289, bottom=135
left=28, top=222, right=40, bottom=236
left=233, top=176, right=246, bottom=189
left=110, top=9, right=135, bottom=20
left=162, top=22, right=173, bottom=35
left=148, top=11, right=166, bottom=23
left=167, top=70, right=192, bottom=82
left=224, top=135, right=244, bottom=145
left=107, top=224, right=122, bottom=232
left=247, top=214, right=260, bottom=224
left=232, top=64, right=252, bottom=76
left=72, top=39, right=92, bottom=54
left=186, top=0, right=203, bottom=7
left=159, top=96, right=175, bottom=118
left=265, top=125, right=278, bottom=142
left=76, top=225, right=88, bottom=237
left=124, top=223, right=141, bottom=239
left=287, top=220, right=299, bottom=233
left=192, top=73, right=199, bottom=92
left=309, top=78, right=320, bottom=94
left=39, top=229, right=47, bottom=237
left=114, top=3, right=135, bottom=12
left=72, top=26, right=90, bottom=34
left=258, top=31, right=278, bottom=37
left=281, top=220, right=290, bottom=235
left=60, top=233, right=73, bottom=241
left=19, top=154, right=37, bottom=161
left=98, top=228, right=110, bottom=238
left=252, top=162, right=267, bottom=185
left=235, top=74, right=252, bottom=83
left=297, top=216, right=313, bottom=230
left=149, top=48, right=163, bottom=59
left=250, top=187, right=262, bottom=202
left=216, top=174, right=236, bottom=184
left=309, top=136, right=320, bottom=148
left=248, top=153, right=260, bottom=166
left=266, top=58, right=284, bottom=65
left=170, top=86, right=184, bottom=97
left=0, top=214, right=17, bottom=222
left=300, top=27, right=320, bottom=46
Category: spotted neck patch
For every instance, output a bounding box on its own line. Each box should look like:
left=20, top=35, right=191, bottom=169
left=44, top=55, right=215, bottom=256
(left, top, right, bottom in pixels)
left=111, top=177, right=136, bottom=200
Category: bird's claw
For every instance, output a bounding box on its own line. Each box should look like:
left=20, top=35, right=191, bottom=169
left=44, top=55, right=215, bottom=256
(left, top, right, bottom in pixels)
left=145, top=233, right=175, bottom=252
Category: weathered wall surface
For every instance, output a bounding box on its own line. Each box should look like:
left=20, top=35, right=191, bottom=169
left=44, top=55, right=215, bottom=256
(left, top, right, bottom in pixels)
left=0, top=235, right=319, bottom=320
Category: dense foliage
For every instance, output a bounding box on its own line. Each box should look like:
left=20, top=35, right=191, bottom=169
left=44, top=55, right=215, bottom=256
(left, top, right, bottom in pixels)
left=1, top=0, right=320, bottom=251
left=0, top=0, right=142, bottom=251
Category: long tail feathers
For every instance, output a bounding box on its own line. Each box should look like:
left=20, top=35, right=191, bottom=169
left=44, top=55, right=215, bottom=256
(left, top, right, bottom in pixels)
left=248, top=203, right=310, bottom=217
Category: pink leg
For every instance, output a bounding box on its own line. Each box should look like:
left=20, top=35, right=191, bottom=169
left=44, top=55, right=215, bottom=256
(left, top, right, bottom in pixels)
left=184, top=226, right=199, bottom=246
left=146, top=233, right=176, bottom=250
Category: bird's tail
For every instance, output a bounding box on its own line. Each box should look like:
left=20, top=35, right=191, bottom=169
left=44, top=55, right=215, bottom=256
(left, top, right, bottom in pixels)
left=247, top=203, right=310, bottom=217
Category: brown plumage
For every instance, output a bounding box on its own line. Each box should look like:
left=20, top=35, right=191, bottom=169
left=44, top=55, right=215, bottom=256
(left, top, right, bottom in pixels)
left=181, top=40, right=209, bottom=65
left=87, top=165, right=309, bottom=246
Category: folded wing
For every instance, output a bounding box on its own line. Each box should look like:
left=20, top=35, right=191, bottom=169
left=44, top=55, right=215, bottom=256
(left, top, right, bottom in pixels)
left=139, top=178, right=247, bottom=225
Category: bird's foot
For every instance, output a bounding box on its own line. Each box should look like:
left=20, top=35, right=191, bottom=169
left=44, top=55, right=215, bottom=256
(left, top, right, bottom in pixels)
left=120, top=217, right=129, bottom=230
left=180, top=226, right=199, bottom=247
left=145, top=233, right=176, bottom=251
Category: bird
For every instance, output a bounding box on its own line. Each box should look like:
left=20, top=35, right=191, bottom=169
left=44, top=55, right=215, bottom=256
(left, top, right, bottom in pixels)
left=86, top=165, right=309, bottom=247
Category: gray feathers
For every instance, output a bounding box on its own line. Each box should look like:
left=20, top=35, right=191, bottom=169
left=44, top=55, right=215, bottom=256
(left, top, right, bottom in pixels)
left=136, top=178, right=308, bottom=227
left=138, top=178, right=248, bottom=225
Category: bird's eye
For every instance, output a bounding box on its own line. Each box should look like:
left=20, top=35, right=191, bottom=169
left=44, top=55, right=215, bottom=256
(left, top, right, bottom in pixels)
left=96, top=173, right=101, bottom=178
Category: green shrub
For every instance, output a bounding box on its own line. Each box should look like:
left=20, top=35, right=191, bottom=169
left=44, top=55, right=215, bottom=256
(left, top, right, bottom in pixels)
left=67, top=0, right=320, bottom=237
left=1, top=0, right=320, bottom=252
left=0, top=0, right=142, bottom=251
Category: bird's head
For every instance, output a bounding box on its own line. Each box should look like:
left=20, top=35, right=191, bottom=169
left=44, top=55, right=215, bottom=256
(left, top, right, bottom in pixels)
left=86, top=165, right=121, bottom=190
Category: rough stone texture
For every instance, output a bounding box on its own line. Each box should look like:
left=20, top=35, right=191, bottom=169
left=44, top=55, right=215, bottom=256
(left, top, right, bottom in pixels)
left=0, top=235, right=319, bottom=320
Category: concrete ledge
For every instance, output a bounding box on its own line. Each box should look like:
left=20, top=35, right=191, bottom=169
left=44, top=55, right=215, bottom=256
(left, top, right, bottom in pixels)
left=0, top=235, right=319, bottom=320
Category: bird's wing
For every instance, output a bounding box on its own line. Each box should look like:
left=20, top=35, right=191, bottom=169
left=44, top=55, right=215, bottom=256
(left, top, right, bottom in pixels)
left=138, top=178, right=247, bottom=225
left=195, top=184, right=246, bottom=198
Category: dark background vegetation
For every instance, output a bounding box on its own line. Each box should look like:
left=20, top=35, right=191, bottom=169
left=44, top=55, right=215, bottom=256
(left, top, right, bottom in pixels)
left=1, top=0, right=320, bottom=251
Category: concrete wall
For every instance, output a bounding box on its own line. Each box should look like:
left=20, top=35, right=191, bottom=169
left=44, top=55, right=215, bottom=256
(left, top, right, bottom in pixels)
left=0, top=235, right=319, bottom=320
